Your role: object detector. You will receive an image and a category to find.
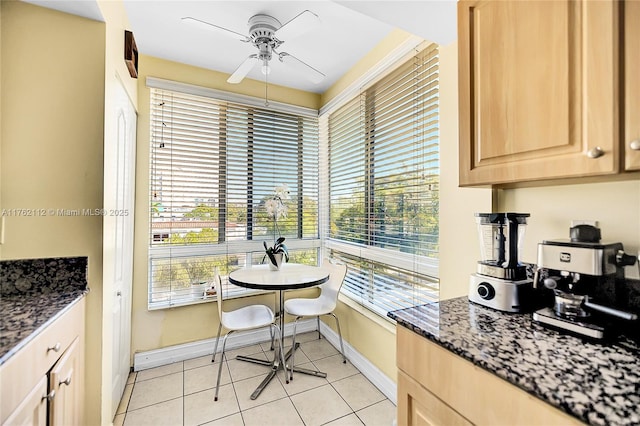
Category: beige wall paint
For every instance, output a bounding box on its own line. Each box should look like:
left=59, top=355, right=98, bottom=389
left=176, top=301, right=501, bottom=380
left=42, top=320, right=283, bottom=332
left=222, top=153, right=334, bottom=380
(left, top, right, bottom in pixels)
left=139, top=55, right=321, bottom=110
left=0, top=1, right=3, bottom=259
left=437, top=41, right=492, bottom=300
left=321, top=29, right=413, bottom=107
left=0, top=2, right=105, bottom=424
left=498, top=180, right=640, bottom=280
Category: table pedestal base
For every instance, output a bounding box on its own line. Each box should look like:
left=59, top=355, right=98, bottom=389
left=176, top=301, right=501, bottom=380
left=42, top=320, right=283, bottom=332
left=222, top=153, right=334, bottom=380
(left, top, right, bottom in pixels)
left=236, top=342, right=327, bottom=400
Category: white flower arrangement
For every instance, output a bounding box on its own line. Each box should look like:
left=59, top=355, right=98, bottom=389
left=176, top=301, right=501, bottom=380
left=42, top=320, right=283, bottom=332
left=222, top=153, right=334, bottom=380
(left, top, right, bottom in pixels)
left=264, top=184, right=290, bottom=220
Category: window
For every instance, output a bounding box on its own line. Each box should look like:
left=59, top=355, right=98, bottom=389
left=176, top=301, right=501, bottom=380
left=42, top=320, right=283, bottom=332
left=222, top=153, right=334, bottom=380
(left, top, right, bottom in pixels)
left=325, top=42, right=440, bottom=317
left=148, top=82, right=319, bottom=308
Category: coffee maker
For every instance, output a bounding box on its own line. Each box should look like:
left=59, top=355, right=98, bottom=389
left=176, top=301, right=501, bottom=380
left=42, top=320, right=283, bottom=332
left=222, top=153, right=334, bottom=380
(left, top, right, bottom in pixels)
left=468, top=213, right=533, bottom=313
left=532, top=225, right=639, bottom=339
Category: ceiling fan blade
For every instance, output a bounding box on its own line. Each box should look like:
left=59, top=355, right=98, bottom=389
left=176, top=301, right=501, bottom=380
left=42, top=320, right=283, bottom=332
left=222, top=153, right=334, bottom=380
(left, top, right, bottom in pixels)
left=181, top=17, right=249, bottom=42
left=278, top=52, right=325, bottom=84
left=274, top=10, right=320, bottom=41
left=227, top=55, right=259, bottom=84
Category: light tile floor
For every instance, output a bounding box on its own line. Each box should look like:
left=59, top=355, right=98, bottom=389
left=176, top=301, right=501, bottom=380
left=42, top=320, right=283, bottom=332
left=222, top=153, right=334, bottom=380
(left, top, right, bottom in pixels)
left=114, top=332, right=396, bottom=426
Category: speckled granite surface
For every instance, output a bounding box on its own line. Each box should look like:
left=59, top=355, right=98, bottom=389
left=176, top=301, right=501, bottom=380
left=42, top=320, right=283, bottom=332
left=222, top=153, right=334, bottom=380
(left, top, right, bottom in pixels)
left=0, top=257, right=88, bottom=365
left=388, top=297, right=640, bottom=426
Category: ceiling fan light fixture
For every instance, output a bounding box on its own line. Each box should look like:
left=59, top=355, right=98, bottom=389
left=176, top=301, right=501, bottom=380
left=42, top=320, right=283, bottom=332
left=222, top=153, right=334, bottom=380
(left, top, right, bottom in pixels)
left=261, top=60, right=271, bottom=76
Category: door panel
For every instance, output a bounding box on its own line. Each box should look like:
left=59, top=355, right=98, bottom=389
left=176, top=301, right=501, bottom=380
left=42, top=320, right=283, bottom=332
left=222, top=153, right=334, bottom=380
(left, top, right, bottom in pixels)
left=109, top=78, right=137, bottom=417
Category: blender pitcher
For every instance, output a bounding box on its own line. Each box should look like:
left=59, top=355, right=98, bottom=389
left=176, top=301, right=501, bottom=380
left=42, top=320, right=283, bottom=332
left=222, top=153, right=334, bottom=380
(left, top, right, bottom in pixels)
left=475, top=213, right=530, bottom=280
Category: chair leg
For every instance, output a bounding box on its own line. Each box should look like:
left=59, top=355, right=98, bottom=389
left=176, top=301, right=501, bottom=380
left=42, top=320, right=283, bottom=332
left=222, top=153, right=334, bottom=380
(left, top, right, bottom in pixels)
left=317, top=316, right=321, bottom=340
left=214, top=331, right=232, bottom=401
left=329, top=313, right=347, bottom=364
left=272, top=324, right=288, bottom=384
left=211, top=322, right=223, bottom=362
left=289, top=316, right=301, bottom=381
left=270, top=325, right=275, bottom=351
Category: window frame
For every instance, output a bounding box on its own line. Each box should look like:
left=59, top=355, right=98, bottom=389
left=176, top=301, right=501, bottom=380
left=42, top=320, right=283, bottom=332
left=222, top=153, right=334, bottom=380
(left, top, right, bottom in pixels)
left=320, top=42, right=441, bottom=319
left=146, top=78, right=320, bottom=309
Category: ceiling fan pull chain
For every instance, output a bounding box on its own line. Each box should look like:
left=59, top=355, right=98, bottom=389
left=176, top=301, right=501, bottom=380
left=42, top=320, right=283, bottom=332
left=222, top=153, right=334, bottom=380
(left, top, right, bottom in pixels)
left=265, top=72, right=269, bottom=107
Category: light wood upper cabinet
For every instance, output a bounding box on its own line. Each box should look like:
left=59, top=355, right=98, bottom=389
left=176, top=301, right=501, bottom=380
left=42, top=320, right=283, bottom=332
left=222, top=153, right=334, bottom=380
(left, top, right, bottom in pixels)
left=625, top=0, right=640, bottom=171
left=458, top=0, right=620, bottom=186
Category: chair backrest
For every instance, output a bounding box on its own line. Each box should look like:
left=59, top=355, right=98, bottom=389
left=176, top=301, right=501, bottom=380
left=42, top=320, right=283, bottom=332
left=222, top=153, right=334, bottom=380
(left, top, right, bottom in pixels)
left=214, top=269, right=224, bottom=321
left=319, top=260, right=347, bottom=310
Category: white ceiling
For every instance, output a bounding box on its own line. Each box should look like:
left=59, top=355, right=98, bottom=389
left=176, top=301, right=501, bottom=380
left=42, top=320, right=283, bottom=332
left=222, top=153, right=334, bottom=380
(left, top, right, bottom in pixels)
left=22, top=0, right=456, bottom=94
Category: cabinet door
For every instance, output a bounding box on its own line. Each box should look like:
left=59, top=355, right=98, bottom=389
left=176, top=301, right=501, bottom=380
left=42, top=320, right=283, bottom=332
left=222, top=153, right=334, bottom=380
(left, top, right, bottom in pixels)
left=2, top=376, right=47, bottom=426
left=398, top=370, right=472, bottom=426
left=458, top=0, right=619, bottom=186
left=49, top=337, right=82, bottom=426
left=625, top=0, right=640, bottom=170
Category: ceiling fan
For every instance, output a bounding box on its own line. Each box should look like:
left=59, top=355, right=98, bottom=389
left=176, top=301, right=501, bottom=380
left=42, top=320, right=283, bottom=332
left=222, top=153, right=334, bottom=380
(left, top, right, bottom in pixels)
left=182, top=10, right=326, bottom=85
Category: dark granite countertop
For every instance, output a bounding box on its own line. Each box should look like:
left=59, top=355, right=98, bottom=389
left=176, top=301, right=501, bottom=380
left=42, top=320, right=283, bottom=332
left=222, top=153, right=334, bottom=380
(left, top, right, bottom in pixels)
left=0, top=291, right=86, bottom=365
left=0, top=257, right=89, bottom=366
left=388, top=297, right=640, bottom=426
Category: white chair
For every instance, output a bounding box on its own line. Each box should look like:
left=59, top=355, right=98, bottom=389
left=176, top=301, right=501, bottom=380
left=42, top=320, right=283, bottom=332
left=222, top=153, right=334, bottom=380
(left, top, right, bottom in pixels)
left=284, top=260, right=347, bottom=380
left=211, top=272, right=286, bottom=401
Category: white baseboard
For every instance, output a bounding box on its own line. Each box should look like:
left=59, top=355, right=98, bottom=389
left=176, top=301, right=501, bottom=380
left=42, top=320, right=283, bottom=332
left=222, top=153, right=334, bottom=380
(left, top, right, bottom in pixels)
left=133, top=317, right=398, bottom=407
left=319, top=320, right=397, bottom=405
left=133, top=319, right=317, bottom=371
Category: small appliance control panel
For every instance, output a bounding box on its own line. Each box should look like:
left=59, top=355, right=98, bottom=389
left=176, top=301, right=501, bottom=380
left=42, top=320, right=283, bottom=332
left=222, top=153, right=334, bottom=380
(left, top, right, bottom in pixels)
left=476, top=282, right=495, bottom=300
left=468, top=274, right=532, bottom=313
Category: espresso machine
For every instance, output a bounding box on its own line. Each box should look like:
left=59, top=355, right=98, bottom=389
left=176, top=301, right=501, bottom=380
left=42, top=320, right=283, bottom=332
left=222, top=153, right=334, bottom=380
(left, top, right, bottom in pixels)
left=468, top=213, right=533, bottom=312
left=532, top=225, right=639, bottom=339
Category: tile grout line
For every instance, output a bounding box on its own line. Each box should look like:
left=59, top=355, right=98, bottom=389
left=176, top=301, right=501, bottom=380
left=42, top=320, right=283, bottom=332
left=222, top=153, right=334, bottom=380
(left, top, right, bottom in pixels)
left=120, top=332, right=393, bottom=425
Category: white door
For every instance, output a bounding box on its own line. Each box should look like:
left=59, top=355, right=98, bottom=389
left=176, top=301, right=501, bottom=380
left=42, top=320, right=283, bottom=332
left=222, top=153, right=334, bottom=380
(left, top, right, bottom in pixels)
left=109, top=78, right=137, bottom=417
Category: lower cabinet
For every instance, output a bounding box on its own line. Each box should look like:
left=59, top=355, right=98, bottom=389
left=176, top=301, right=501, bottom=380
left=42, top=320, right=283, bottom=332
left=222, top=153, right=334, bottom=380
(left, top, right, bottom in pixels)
left=398, top=370, right=471, bottom=426
left=2, top=377, right=48, bottom=426
left=48, top=337, right=82, bottom=426
left=396, top=326, right=582, bottom=426
left=0, top=298, right=85, bottom=426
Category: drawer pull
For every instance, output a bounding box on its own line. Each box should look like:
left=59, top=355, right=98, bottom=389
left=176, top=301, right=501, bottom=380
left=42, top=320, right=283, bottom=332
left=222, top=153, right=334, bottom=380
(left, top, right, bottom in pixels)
left=586, top=147, right=605, bottom=159
left=42, top=390, right=56, bottom=402
left=47, top=342, right=61, bottom=353
left=631, top=139, right=640, bottom=151
left=60, top=375, right=72, bottom=386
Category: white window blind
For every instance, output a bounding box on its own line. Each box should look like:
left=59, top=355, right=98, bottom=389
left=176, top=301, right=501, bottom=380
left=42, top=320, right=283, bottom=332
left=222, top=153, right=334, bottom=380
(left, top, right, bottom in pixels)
left=327, top=42, right=440, bottom=316
left=149, top=87, right=319, bottom=308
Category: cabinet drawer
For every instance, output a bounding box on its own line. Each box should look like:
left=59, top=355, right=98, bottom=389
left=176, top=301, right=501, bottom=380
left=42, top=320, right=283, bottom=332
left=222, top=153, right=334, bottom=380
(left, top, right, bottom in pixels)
left=398, top=370, right=471, bottom=426
left=396, top=327, right=582, bottom=425
left=0, top=298, right=85, bottom=423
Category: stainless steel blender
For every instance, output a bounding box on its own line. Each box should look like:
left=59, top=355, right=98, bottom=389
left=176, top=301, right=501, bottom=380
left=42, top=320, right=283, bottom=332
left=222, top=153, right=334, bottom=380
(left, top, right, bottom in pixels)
left=468, top=213, right=533, bottom=312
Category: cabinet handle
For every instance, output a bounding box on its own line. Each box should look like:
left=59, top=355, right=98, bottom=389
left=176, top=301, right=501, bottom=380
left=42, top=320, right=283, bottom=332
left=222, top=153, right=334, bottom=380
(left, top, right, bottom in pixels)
left=59, top=375, right=72, bottom=387
left=42, top=389, right=56, bottom=402
left=47, top=342, right=61, bottom=353
left=586, top=147, right=605, bottom=159
left=630, top=139, right=640, bottom=151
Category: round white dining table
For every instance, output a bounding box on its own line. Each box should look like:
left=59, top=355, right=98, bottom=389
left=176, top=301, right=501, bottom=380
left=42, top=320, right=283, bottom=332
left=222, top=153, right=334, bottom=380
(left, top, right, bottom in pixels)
left=228, top=263, right=329, bottom=400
